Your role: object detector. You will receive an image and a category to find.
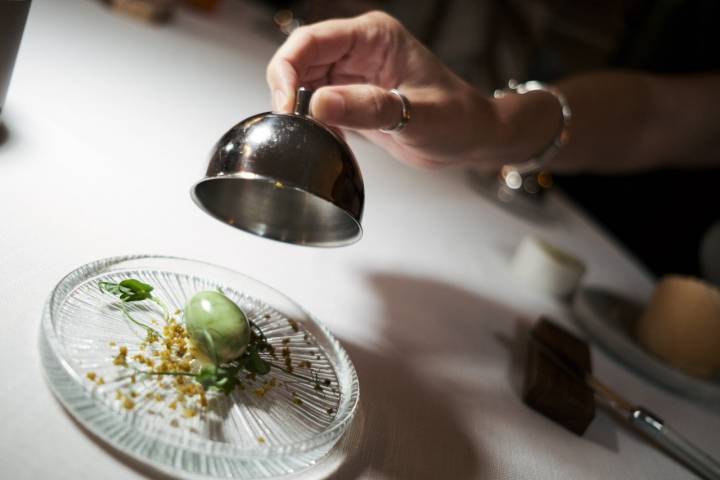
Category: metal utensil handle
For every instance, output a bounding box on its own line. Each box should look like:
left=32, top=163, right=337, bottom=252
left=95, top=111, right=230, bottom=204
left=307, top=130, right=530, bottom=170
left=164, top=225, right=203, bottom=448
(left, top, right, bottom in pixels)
left=631, top=408, right=720, bottom=480
left=294, top=87, right=313, bottom=116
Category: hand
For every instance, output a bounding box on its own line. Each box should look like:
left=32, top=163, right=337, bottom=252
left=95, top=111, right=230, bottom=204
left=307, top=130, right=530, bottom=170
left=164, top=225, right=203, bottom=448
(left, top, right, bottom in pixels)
left=266, top=11, right=505, bottom=169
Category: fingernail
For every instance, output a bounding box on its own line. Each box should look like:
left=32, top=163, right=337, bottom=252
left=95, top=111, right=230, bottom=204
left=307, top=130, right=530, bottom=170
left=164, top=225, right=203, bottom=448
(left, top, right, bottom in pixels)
left=273, top=90, right=287, bottom=112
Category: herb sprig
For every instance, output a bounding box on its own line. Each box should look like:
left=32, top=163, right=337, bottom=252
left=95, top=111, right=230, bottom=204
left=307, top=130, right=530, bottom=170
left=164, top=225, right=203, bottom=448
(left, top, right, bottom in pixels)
left=99, top=279, right=167, bottom=338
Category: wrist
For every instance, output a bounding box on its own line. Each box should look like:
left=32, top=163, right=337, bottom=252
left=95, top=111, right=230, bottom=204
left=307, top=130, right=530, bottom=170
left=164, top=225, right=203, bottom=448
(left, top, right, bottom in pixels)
left=488, top=87, right=566, bottom=166
left=462, top=88, right=511, bottom=168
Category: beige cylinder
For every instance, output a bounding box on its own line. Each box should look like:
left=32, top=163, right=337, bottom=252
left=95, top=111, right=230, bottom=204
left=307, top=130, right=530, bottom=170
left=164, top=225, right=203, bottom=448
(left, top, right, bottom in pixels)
left=637, top=275, right=720, bottom=378
left=510, top=236, right=586, bottom=297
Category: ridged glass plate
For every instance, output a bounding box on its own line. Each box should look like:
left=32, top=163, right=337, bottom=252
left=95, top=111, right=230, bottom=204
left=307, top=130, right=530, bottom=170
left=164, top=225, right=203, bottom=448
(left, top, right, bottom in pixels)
left=39, top=255, right=359, bottom=479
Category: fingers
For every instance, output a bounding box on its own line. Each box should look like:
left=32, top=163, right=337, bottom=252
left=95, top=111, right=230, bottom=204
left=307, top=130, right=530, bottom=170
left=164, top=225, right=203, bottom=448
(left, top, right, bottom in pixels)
left=267, top=11, right=402, bottom=112
left=267, top=24, right=350, bottom=112
left=312, top=86, right=449, bottom=169
left=310, top=84, right=403, bottom=130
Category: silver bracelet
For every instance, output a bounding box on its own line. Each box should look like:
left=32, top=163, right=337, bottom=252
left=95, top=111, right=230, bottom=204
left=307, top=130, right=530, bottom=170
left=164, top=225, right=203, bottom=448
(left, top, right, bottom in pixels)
left=493, top=79, right=572, bottom=177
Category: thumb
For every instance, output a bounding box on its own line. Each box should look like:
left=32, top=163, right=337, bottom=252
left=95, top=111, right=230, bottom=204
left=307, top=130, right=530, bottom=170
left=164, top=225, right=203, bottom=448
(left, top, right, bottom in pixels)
left=310, top=84, right=405, bottom=131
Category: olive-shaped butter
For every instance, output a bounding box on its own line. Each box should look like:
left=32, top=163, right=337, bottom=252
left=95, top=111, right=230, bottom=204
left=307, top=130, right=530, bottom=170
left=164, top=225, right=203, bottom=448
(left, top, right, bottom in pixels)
left=184, top=290, right=250, bottom=363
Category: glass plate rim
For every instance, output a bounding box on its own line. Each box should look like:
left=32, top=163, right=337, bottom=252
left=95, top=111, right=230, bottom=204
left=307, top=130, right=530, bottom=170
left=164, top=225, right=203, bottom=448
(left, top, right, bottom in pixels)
left=40, top=254, right=360, bottom=461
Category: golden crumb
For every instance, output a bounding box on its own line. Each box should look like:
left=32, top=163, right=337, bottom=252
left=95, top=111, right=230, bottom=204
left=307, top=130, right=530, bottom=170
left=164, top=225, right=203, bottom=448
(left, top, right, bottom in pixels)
left=86, top=372, right=97, bottom=381
left=182, top=408, right=197, bottom=418
left=257, top=436, right=266, bottom=444
left=113, top=348, right=128, bottom=367
left=122, top=398, right=135, bottom=410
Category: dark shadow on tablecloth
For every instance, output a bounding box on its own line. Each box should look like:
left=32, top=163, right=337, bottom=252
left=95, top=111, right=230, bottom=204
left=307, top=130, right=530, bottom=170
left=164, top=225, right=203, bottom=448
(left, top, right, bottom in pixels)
left=327, top=272, right=523, bottom=479
left=325, top=272, right=621, bottom=479
left=328, top=341, right=482, bottom=480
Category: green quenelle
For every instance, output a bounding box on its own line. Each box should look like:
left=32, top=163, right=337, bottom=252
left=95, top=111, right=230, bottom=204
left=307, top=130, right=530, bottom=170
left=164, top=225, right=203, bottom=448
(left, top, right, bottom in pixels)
left=184, top=290, right=251, bottom=363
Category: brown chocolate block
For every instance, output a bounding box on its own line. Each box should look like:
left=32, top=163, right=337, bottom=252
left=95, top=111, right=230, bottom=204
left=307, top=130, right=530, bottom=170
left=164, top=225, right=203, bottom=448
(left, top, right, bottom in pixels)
left=523, top=318, right=595, bottom=435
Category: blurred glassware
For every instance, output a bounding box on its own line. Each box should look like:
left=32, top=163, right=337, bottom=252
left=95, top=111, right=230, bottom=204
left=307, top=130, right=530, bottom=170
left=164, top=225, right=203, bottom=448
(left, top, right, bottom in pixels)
left=468, top=166, right=557, bottom=224
left=0, top=0, right=31, bottom=118
left=269, top=0, right=383, bottom=36
left=273, top=8, right=301, bottom=35
left=100, top=0, right=178, bottom=23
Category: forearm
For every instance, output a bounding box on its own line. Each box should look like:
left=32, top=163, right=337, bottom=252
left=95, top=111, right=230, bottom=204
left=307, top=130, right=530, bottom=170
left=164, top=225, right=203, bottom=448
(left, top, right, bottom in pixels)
left=489, top=72, right=720, bottom=173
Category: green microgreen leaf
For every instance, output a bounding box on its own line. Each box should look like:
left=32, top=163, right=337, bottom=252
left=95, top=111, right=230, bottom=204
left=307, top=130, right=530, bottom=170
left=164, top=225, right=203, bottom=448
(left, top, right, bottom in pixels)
left=196, top=364, right=219, bottom=390
left=99, top=279, right=162, bottom=338
left=195, top=364, right=240, bottom=393
left=99, top=279, right=154, bottom=302
left=117, top=279, right=154, bottom=301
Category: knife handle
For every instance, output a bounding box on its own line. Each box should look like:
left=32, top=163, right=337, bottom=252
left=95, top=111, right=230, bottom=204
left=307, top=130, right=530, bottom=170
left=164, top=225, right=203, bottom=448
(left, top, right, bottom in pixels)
left=631, top=407, right=720, bottom=480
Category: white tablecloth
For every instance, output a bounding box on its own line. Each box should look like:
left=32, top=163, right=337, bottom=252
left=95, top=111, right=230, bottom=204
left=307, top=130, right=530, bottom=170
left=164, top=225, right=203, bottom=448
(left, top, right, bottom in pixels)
left=0, top=1, right=716, bottom=479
